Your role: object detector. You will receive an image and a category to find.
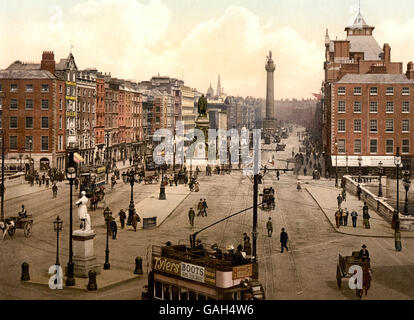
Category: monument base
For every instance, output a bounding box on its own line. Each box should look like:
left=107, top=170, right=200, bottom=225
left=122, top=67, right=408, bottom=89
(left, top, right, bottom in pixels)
left=263, top=118, right=278, bottom=135
left=67, top=230, right=101, bottom=278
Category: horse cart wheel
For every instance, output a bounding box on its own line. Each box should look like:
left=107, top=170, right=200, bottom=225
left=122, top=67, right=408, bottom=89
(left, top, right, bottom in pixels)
left=336, top=265, right=342, bottom=289
left=8, top=227, right=16, bottom=237
left=24, top=222, right=33, bottom=237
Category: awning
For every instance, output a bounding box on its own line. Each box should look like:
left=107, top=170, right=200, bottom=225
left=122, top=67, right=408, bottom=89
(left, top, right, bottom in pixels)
left=74, top=152, right=85, bottom=163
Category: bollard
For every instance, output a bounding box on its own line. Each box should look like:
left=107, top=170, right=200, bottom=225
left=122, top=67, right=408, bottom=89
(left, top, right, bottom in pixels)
left=21, top=262, right=30, bottom=281
left=134, top=257, right=143, bottom=275
left=87, top=270, right=98, bottom=291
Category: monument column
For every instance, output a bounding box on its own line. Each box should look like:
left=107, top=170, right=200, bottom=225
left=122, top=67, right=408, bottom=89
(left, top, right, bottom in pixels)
left=264, top=51, right=277, bottom=134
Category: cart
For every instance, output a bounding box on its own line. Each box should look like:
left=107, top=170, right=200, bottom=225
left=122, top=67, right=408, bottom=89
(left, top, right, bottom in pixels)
left=143, top=172, right=159, bottom=184
left=7, top=215, right=33, bottom=238
left=336, top=251, right=371, bottom=289
left=259, top=188, right=275, bottom=210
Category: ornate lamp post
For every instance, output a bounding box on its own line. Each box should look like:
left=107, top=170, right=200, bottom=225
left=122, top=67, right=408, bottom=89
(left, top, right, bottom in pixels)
left=394, top=147, right=402, bottom=251
left=159, top=165, right=166, bottom=200
left=403, top=170, right=411, bottom=216
left=358, top=155, right=363, bottom=183
left=53, top=216, right=63, bottom=266
left=103, top=207, right=112, bottom=269
left=65, top=149, right=77, bottom=286
left=378, top=161, right=384, bottom=197
left=122, top=170, right=138, bottom=223
left=334, top=140, right=338, bottom=188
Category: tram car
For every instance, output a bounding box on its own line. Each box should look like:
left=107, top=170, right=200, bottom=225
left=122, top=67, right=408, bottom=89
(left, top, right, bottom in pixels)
left=79, top=166, right=106, bottom=198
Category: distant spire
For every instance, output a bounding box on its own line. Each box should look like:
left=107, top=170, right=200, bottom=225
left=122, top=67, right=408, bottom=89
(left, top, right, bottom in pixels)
left=325, top=28, right=330, bottom=45
left=217, top=74, right=222, bottom=97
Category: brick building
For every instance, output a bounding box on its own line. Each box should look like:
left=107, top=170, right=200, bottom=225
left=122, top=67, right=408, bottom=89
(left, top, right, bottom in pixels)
left=95, top=73, right=105, bottom=164
left=0, top=51, right=66, bottom=171
left=323, top=11, right=414, bottom=172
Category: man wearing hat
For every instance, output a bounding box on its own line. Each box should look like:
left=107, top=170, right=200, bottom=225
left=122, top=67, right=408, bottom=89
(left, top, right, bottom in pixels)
left=188, top=207, right=195, bottom=228
left=359, top=245, right=370, bottom=262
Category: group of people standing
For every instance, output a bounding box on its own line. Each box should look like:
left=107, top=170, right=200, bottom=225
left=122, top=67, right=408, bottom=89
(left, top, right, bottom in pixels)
left=188, top=199, right=209, bottom=227
left=335, top=186, right=371, bottom=229
left=266, top=217, right=289, bottom=253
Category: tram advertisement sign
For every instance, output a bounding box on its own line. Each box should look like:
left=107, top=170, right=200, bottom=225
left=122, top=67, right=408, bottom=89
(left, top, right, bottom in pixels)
left=181, top=262, right=205, bottom=283
left=232, top=264, right=253, bottom=280
left=152, top=257, right=181, bottom=276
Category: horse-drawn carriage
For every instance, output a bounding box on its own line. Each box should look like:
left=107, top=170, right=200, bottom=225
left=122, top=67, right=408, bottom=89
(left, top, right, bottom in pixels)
left=143, top=171, right=159, bottom=184
left=89, top=186, right=106, bottom=211
left=336, top=251, right=372, bottom=297
left=4, top=214, right=33, bottom=238
left=276, top=143, right=286, bottom=151
left=259, top=187, right=275, bottom=210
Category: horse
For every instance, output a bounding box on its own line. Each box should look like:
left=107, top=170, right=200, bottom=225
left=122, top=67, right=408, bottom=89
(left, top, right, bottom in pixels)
left=90, top=194, right=98, bottom=211
left=356, top=266, right=372, bottom=299
left=0, top=219, right=15, bottom=240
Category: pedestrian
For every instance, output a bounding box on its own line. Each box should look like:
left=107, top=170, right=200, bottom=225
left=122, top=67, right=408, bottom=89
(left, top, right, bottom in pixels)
left=343, top=208, right=349, bottom=226
left=202, top=199, right=208, bottom=216
left=52, top=183, right=58, bottom=198
left=341, top=188, right=346, bottom=202
left=243, top=237, right=252, bottom=256
left=362, top=202, right=370, bottom=229
left=197, top=199, right=203, bottom=216
left=357, top=184, right=362, bottom=201
left=276, top=170, right=280, bottom=181
left=339, top=209, right=343, bottom=226
left=194, top=181, right=200, bottom=192
left=188, top=208, right=195, bottom=227
left=46, top=176, right=50, bottom=188
left=42, top=174, right=45, bottom=184
left=129, top=157, right=132, bottom=166
left=131, top=212, right=138, bottom=232
left=297, top=180, right=302, bottom=192
left=74, top=178, right=79, bottom=190
left=110, top=218, right=118, bottom=239
left=337, top=194, right=343, bottom=209
left=303, top=167, right=307, bottom=176
left=280, top=228, right=289, bottom=253
left=119, top=209, right=126, bottom=229
left=335, top=210, right=341, bottom=228
left=169, top=174, right=174, bottom=187
left=351, top=210, right=358, bottom=228
left=174, top=173, right=178, bottom=186
left=266, top=217, right=273, bottom=237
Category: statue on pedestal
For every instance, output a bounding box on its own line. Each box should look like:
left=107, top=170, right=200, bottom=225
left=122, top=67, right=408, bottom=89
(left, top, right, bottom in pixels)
left=197, top=94, right=208, bottom=117
left=76, top=191, right=91, bottom=231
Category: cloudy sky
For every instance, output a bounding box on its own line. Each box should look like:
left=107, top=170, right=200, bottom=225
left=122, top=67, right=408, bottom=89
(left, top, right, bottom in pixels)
left=1, top=0, right=414, bottom=99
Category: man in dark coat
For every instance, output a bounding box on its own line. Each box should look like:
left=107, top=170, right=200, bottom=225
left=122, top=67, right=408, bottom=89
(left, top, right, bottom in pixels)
left=202, top=199, right=208, bottom=217
left=351, top=210, right=358, bottom=228
left=276, top=170, right=280, bottom=180
left=363, top=202, right=370, bottom=229
left=337, top=194, right=343, bottom=209
left=188, top=208, right=195, bottom=228
left=110, top=218, right=118, bottom=239
left=119, top=209, right=126, bottom=229
left=359, top=244, right=370, bottom=261
left=280, top=228, right=289, bottom=253
left=266, top=217, right=273, bottom=237
left=357, top=184, right=362, bottom=200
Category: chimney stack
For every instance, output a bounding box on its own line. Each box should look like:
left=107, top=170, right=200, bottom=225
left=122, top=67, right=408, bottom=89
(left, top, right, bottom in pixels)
left=406, top=62, right=414, bottom=79
left=383, top=44, right=391, bottom=62
left=40, top=51, right=55, bottom=75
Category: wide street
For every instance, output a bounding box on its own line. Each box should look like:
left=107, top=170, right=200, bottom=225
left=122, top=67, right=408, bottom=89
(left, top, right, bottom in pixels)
left=1, top=126, right=414, bottom=300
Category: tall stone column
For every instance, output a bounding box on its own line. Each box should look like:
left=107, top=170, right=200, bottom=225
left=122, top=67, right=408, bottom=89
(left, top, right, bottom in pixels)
left=263, top=51, right=277, bottom=134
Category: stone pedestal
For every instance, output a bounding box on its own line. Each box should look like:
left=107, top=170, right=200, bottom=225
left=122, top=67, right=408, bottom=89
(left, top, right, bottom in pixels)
left=263, top=118, right=278, bottom=136
left=72, top=230, right=101, bottom=278
left=399, top=215, right=414, bottom=231
left=195, top=115, right=210, bottom=161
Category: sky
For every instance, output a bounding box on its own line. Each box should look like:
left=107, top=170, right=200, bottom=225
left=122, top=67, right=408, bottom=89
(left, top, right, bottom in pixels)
left=1, top=0, right=414, bottom=99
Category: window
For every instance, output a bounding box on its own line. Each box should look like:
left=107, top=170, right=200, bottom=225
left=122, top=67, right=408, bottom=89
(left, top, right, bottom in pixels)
left=402, top=102, right=410, bottom=113
left=10, top=84, right=18, bottom=92
left=354, top=87, right=362, bottom=95
left=59, top=85, right=63, bottom=93
left=338, top=119, right=345, bottom=132
left=354, top=139, right=361, bottom=153
left=338, top=139, right=346, bottom=153
left=354, top=119, right=361, bottom=132
left=386, top=102, right=394, bottom=113
left=338, top=101, right=345, bottom=113
left=41, top=84, right=49, bottom=92
left=41, top=136, right=49, bottom=151
left=370, top=87, right=378, bottom=95
left=402, top=119, right=410, bottom=132
left=25, top=84, right=33, bottom=92
left=67, top=87, right=70, bottom=95
left=386, top=140, right=394, bottom=154
left=25, top=99, right=33, bottom=110
left=59, top=99, right=63, bottom=110
left=354, top=101, right=362, bottom=113
left=10, top=117, right=18, bottom=128
left=25, top=117, right=33, bottom=129
left=386, top=87, right=394, bottom=95
left=370, top=139, right=378, bottom=153
left=0, top=84, right=2, bottom=92
left=9, top=136, right=17, bottom=149
left=402, top=139, right=410, bottom=153
left=59, top=116, right=62, bottom=129
left=0, top=98, right=2, bottom=109
left=58, top=136, right=63, bottom=150
left=370, top=101, right=378, bottom=113
left=403, top=87, right=410, bottom=95
left=25, top=136, right=33, bottom=151
left=338, top=87, right=346, bottom=95
left=41, top=117, right=49, bottom=129
left=386, top=119, right=394, bottom=132
left=370, top=119, right=378, bottom=132
left=41, top=99, right=49, bottom=110
left=10, top=99, right=18, bottom=110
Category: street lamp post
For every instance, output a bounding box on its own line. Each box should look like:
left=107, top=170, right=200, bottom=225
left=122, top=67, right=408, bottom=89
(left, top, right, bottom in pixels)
left=1, top=130, right=4, bottom=222
left=335, top=140, right=338, bottom=188
left=403, top=170, right=411, bottom=216
left=159, top=165, right=166, bottom=200
left=103, top=207, right=112, bottom=269
left=123, top=170, right=138, bottom=223
left=105, top=132, right=110, bottom=184
left=394, top=147, right=402, bottom=251
left=358, top=155, right=363, bottom=183
left=53, top=216, right=63, bottom=266
left=378, top=161, right=384, bottom=197
left=65, top=149, right=77, bottom=286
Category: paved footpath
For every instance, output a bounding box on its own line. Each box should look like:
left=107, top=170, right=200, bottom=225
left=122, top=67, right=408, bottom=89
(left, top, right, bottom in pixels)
left=305, top=179, right=414, bottom=238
